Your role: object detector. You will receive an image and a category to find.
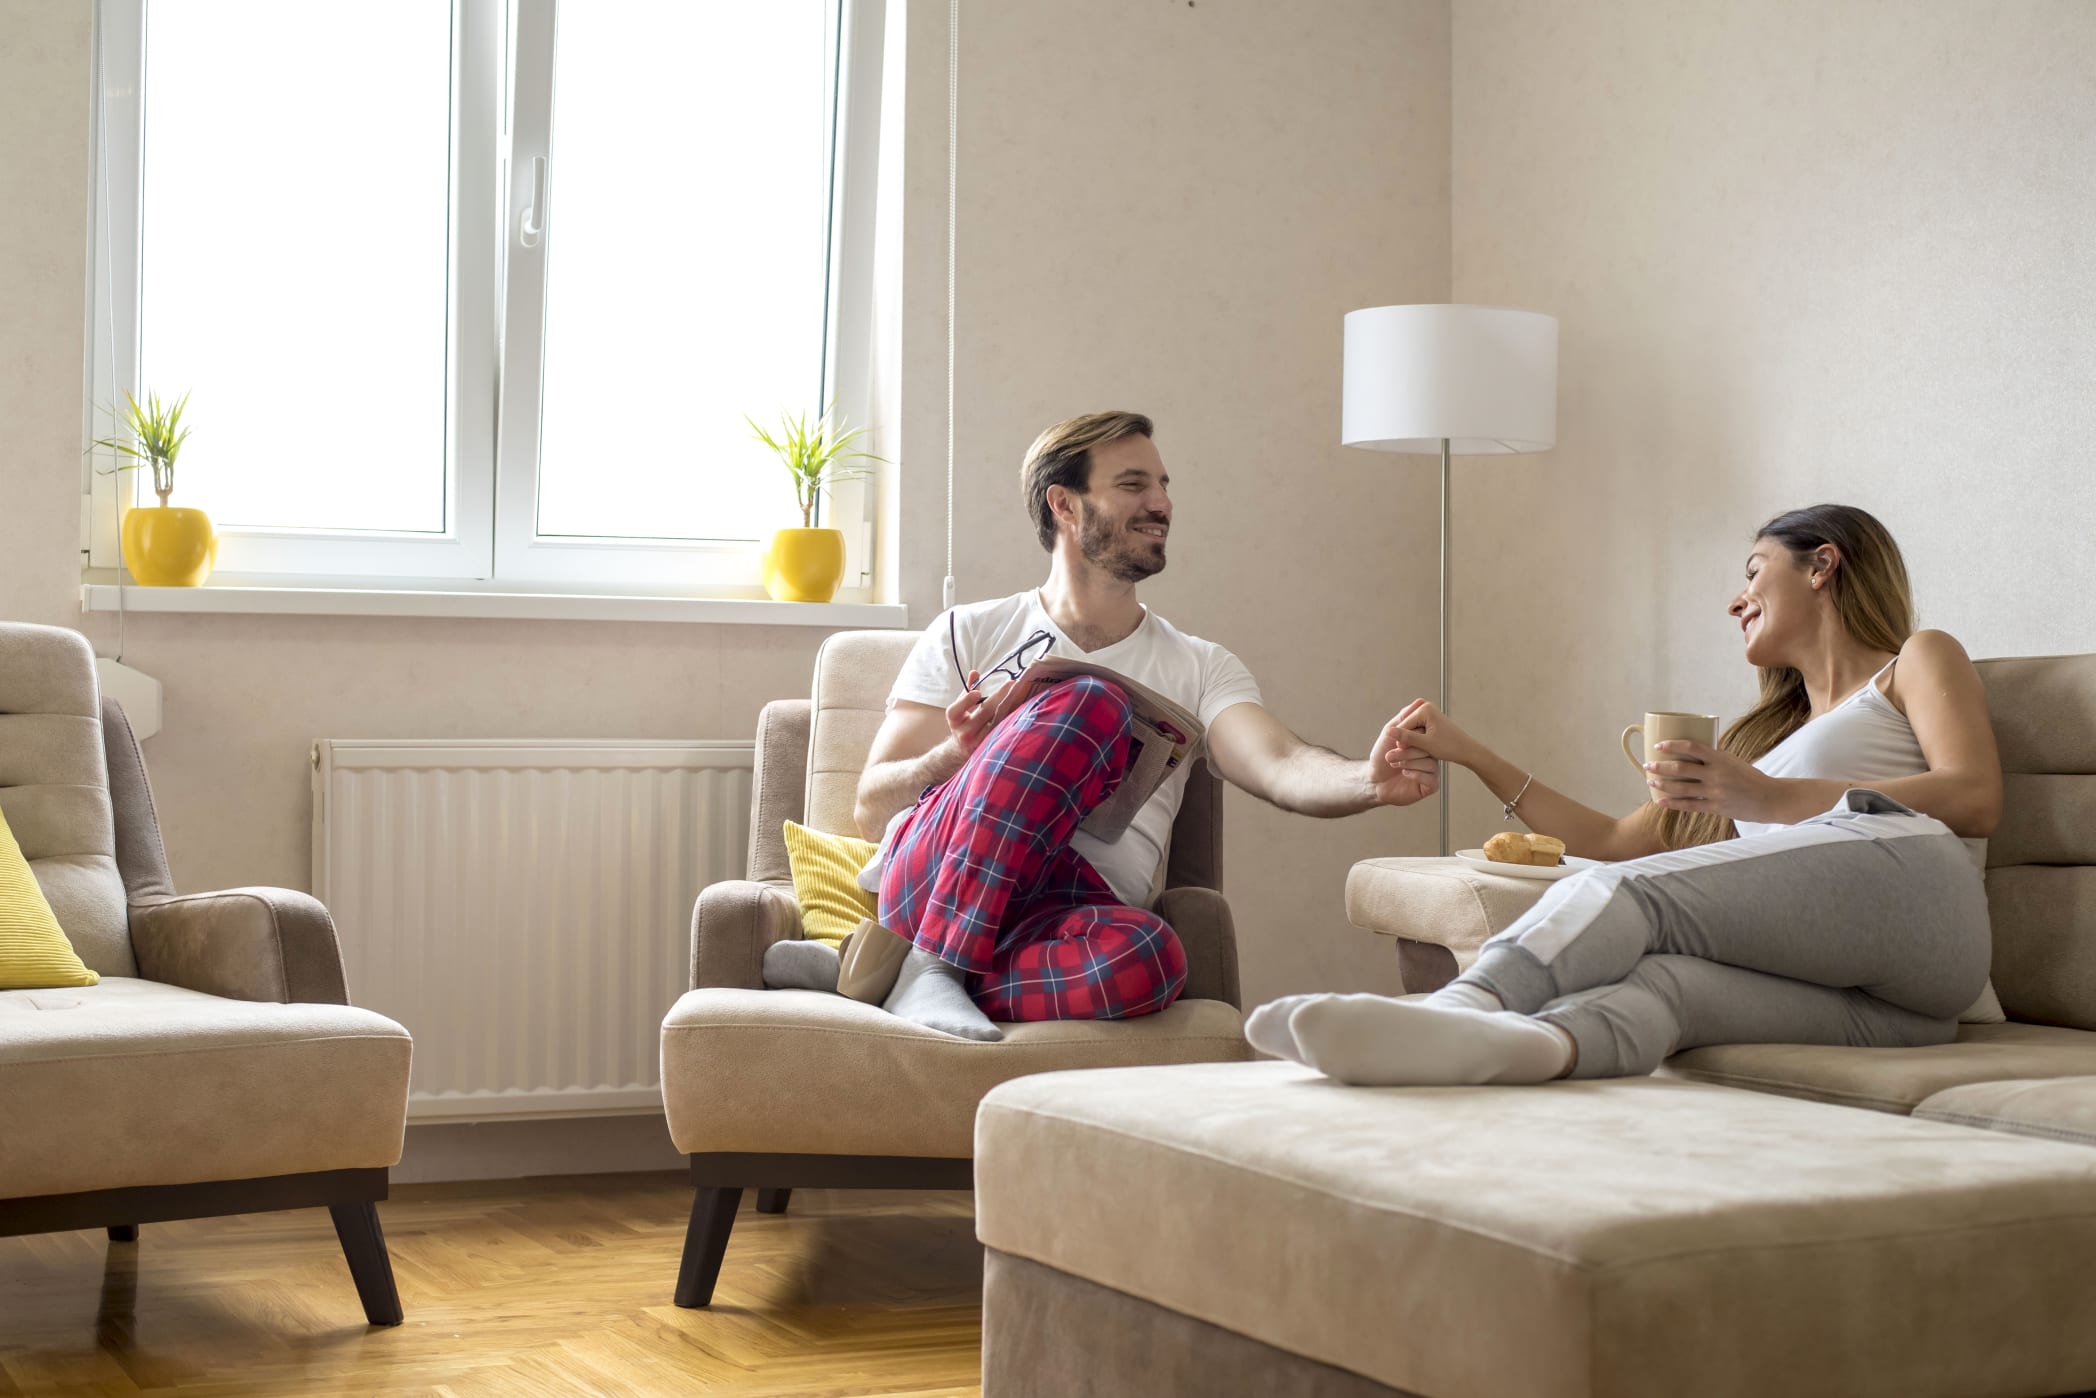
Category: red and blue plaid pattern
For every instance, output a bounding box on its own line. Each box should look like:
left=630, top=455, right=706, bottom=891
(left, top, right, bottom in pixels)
left=878, top=675, right=1187, bottom=1021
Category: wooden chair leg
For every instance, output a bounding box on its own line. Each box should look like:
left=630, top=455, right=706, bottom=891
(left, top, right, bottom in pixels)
left=674, top=1186, right=743, bottom=1308
left=328, top=1201, right=405, bottom=1326
left=756, top=1188, right=791, bottom=1215
left=106, top=1224, right=138, bottom=1242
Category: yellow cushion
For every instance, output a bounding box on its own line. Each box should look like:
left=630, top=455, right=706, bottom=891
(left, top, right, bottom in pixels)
left=781, top=820, right=879, bottom=947
left=0, top=805, right=100, bottom=988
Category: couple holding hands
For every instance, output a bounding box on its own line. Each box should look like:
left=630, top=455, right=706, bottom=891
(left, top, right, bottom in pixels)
left=767, top=410, right=1999, bottom=1089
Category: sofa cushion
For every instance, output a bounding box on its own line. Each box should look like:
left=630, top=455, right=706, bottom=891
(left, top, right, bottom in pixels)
left=1984, top=865, right=2096, bottom=1031
left=0, top=977, right=412, bottom=1199
left=1662, top=1020, right=2096, bottom=1113
left=976, top=1062, right=2096, bottom=1398
left=1976, top=654, right=2096, bottom=1031
left=0, top=625, right=132, bottom=977
left=805, top=631, right=918, bottom=837
left=781, top=819, right=878, bottom=947
left=1913, top=1075, right=2096, bottom=1149
left=660, top=987, right=1246, bottom=1157
left=0, top=805, right=97, bottom=989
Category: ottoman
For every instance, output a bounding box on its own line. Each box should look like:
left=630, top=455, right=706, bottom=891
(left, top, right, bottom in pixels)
left=975, top=1061, right=2096, bottom=1398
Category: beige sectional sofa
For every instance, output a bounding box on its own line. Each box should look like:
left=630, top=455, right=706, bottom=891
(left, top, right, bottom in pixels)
left=975, top=653, right=2096, bottom=1397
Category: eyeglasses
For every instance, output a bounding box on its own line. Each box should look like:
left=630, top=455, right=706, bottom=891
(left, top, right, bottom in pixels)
left=951, top=614, right=1055, bottom=693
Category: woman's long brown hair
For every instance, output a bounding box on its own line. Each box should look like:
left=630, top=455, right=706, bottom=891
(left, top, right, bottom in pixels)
left=1657, top=504, right=1915, bottom=850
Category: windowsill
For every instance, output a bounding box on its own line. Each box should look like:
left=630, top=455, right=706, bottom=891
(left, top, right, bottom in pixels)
left=79, top=583, right=909, bottom=628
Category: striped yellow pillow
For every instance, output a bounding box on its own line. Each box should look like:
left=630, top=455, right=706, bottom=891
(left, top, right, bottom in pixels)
left=781, top=820, right=880, bottom=948
left=0, top=804, right=99, bottom=989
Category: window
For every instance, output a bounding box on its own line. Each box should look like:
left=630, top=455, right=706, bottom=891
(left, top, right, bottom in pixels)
left=87, top=0, right=884, bottom=597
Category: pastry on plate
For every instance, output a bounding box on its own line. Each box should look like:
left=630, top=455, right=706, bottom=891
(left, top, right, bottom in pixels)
left=1523, top=834, right=1566, bottom=866
left=1483, top=831, right=1566, bottom=867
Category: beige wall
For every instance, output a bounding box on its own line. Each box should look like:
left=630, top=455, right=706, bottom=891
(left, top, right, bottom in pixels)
left=1, top=0, right=1450, bottom=1008
left=1448, top=0, right=2096, bottom=847
left=895, top=0, right=1452, bottom=1000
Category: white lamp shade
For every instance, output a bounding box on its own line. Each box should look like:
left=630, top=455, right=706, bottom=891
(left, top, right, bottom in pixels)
left=1342, top=304, right=1558, bottom=454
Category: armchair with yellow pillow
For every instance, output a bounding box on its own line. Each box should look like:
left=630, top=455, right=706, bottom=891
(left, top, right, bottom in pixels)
left=0, top=622, right=413, bottom=1327
left=657, top=629, right=1251, bottom=1307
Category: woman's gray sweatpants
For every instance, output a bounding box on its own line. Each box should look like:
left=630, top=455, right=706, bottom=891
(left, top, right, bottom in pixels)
left=1459, top=790, right=1992, bottom=1078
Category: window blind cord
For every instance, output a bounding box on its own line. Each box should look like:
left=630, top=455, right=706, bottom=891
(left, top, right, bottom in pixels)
left=94, top=3, right=127, bottom=662
left=942, top=0, right=957, bottom=614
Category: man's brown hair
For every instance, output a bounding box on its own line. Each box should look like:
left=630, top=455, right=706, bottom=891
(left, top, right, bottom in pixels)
left=1019, top=411, right=1154, bottom=552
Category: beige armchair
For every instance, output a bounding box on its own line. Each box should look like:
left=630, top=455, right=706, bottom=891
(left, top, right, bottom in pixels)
left=0, top=623, right=412, bottom=1326
left=659, top=630, right=1252, bottom=1306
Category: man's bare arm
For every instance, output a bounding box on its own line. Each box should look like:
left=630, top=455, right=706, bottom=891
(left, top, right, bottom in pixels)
left=853, top=677, right=999, bottom=840
left=1205, top=702, right=1437, bottom=816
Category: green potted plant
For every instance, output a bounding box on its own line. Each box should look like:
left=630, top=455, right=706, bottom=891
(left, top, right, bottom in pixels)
left=746, top=408, right=883, bottom=602
left=91, top=389, right=215, bottom=586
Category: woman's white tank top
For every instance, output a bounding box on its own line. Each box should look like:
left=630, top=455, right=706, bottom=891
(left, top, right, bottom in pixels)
left=1735, top=658, right=1988, bottom=869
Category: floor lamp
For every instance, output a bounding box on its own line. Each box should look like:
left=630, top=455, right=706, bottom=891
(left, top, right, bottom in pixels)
left=1342, top=305, right=1558, bottom=855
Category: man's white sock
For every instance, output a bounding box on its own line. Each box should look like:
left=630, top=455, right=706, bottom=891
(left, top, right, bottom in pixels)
left=1289, top=995, right=1574, bottom=1087
left=762, top=938, right=842, bottom=992
left=883, top=948, right=1004, bottom=1041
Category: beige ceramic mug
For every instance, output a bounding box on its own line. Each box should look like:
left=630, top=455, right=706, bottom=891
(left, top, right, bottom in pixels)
left=1621, top=712, right=1719, bottom=798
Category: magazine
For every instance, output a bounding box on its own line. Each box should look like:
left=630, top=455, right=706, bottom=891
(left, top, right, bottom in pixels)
left=983, top=655, right=1203, bottom=843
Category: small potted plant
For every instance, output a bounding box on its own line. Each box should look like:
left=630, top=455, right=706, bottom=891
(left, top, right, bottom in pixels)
left=746, top=407, right=883, bottom=602
left=92, top=389, right=216, bottom=586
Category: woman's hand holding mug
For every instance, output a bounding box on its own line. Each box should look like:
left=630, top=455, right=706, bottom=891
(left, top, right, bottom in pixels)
left=1624, top=711, right=1777, bottom=816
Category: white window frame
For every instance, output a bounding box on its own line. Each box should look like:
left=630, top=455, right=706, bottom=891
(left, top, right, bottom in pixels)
left=88, top=0, right=499, bottom=585
left=86, top=0, right=883, bottom=599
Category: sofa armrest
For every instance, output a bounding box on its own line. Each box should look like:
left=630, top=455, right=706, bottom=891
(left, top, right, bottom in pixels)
left=129, top=888, right=351, bottom=1005
left=1158, top=885, right=1241, bottom=1010
left=690, top=878, right=804, bottom=991
left=1345, top=856, right=1552, bottom=965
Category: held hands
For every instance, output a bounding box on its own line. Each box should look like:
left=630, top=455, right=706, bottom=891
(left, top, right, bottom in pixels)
left=945, top=672, right=995, bottom=757
left=1369, top=706, right=1446, bottom=807
left=1644, top=740, right=1775, bottom=819
left=1380, top=699, right=1481, bottom=770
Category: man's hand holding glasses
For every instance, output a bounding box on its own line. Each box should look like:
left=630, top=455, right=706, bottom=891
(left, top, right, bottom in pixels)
left=942, top=621, right=1058, bottom=759
left=945, top=669, right=997, bottom=758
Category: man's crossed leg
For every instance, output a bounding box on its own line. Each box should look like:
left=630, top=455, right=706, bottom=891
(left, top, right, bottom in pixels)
left=766, top=675, right=1186, bottom=1037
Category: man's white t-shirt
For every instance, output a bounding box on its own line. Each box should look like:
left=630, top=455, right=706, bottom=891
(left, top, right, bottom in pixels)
left=886, top=590, right=1263, bottom=908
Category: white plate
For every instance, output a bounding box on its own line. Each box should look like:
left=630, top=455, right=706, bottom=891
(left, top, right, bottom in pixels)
left=1454, top=849, right=1603, bottom=881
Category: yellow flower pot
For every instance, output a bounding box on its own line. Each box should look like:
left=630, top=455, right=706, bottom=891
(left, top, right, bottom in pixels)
left=121, top=506, right=218, bottom=587
left=762, top=527, right=847, bottom=603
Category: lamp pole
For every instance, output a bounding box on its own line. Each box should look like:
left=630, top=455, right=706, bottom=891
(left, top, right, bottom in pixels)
left=1439, top=435, right=1451, bottom=857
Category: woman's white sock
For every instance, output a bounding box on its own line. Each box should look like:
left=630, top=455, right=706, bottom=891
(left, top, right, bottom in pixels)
left=1244, top=994, right=1323, bottom=1061
left=1426, top=981, right=1505, bottom=1013
left=1289, top=995, right=1574, bottom=1087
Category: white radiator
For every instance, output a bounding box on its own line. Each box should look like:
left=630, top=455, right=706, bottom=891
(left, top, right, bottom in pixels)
left=312, top=739, right=754, bottom=1122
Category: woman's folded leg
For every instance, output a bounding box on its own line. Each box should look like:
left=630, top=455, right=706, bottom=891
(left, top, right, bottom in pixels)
left=1535, top=953, right=1958, bottom=1079
left=1459, top=793, right=1990, bottom=1023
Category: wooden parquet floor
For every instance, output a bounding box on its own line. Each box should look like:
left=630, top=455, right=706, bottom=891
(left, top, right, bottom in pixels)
left=0, top=1173, right=984, bottom=1398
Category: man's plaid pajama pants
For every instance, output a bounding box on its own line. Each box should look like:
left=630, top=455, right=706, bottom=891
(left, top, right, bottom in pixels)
left=877, top=674, right=1188, bottom=1021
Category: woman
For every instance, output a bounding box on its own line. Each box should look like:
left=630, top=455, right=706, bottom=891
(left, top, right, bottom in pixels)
left=1250, top=504, right=2003, bottom=1086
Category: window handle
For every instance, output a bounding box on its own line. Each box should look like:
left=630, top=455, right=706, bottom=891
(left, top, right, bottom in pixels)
left=518, top=155, right=547, bottom=248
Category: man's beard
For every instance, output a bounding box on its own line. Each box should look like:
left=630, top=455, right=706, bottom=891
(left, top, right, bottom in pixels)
left=1078, top=497, right=1166, bottom=582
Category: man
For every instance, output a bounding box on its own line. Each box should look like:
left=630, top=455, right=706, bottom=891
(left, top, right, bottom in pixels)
left=764, top=411, right=1438, bottom=1039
